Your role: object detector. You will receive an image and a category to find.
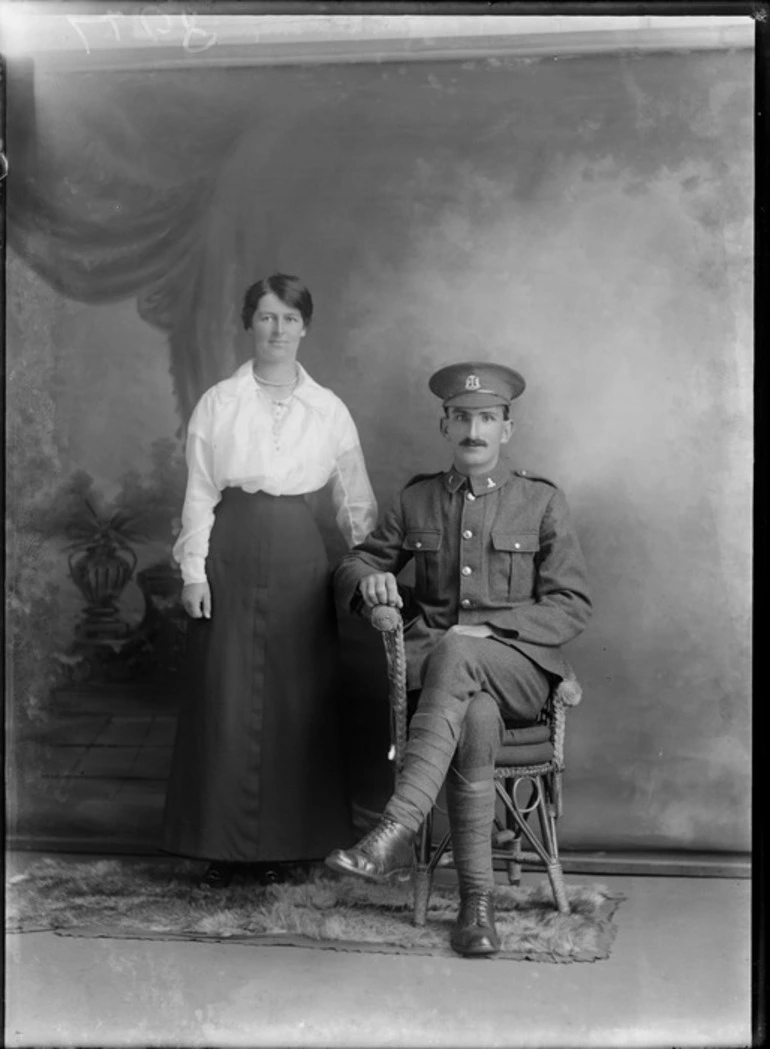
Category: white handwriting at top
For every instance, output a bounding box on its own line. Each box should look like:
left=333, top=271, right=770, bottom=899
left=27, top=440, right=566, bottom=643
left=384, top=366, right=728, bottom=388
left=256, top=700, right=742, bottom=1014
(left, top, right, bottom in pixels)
left=67, top=11, right=217, bottom=55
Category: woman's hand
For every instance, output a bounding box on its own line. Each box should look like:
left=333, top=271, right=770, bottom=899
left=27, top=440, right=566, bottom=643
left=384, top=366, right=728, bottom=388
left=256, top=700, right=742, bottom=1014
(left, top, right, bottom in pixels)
left=359, top=572, right=403, bottom=609
left=182, top=582, right=212, bottom=619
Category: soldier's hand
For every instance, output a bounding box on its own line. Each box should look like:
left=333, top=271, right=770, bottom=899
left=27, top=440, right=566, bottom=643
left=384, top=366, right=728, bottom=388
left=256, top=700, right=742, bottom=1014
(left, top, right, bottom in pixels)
left=450, top=624, right=493, bottom=638
left=182, top=581, right=212, bottom=619
left=359, top=573, right=403, bottom=610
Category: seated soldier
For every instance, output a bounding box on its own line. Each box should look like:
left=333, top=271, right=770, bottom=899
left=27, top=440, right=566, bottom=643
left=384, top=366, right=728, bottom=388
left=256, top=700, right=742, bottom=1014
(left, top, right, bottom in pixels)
left=326, top=361, right=592, bottom=958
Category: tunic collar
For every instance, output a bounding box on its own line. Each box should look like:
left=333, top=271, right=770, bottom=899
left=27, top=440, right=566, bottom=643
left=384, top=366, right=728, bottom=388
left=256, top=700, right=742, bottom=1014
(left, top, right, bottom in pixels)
left=443, top=459, right=512, bottom=496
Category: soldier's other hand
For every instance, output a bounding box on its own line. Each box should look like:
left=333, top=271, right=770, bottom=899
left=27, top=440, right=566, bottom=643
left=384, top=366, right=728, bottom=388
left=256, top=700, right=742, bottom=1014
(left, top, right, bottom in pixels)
left=450, top=624, right=493, bottom=638
left=182, top=581, right=212, bottom=619
left=359, top=573, right=403, bottom=609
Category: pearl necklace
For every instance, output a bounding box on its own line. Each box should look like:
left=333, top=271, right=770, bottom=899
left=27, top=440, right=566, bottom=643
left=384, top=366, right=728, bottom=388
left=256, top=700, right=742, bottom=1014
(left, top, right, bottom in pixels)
left=252, top=363, right=299, bottom=388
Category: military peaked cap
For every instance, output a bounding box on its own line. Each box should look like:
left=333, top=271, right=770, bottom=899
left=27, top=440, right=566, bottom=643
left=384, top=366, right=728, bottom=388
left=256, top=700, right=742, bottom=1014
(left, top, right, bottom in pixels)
left=429, top=362, right=526, bottom=408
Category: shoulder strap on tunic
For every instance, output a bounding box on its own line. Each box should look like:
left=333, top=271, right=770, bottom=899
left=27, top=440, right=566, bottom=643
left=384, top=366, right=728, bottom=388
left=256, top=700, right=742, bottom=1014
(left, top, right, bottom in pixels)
left=514, top=468, right=557, bottom=488
left=404, top=471, right=444, bottom=490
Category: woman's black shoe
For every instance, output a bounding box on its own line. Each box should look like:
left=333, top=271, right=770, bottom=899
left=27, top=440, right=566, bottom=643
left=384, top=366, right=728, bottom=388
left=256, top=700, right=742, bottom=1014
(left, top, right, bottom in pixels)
left=249, top=862, right=289, bottom=886
left=259, top=866, right=283, bottom=886
left=199, top=862, right=236, bottom=889
left=250, top=861, right=316, bottom=885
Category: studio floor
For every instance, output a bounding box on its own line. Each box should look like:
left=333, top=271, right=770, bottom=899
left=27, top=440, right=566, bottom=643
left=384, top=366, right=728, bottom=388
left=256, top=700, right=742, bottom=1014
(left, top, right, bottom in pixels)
left=5, top=854, right=752, bottom=1049
left=7, top=684, right=754, bottom=1047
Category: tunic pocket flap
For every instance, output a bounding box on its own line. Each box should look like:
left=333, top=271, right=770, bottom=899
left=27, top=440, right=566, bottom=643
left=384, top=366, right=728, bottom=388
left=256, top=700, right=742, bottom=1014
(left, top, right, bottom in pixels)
left=403, top=530, right=443, bottom=552
left=492, top=532, right=540, bottom=553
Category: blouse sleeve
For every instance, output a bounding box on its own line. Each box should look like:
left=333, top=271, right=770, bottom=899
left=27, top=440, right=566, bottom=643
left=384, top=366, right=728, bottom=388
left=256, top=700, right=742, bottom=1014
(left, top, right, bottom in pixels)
left=172, top=397, right=222, bottom=585
left=328, top=401, right=378, bottom=548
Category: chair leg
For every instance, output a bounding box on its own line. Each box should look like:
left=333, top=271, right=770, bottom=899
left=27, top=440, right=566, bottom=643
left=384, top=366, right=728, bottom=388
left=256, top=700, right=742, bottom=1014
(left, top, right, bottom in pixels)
left=553, top=769, right=563, bottom=820
left=534, top=777, right=570, bottom=915
left=507, top=831, right=523, bottom=886
left=417, top=810, right=433, bottom=866
left=412, top=865, right=432, bottom=927
left=498, top=781, right=520, bottom=885
left=412, top=813, right=433, bottom=926
left=508, top=779, right=538, bottom=885
left=495, top=773, right=572, bottom=914
left=546, top=860, right=570, bottom=915
left=491, top=800, right=514, bottom=879
left=500, top=781, right=518, bottom=885
left=411, top=813, right=457, bottom=926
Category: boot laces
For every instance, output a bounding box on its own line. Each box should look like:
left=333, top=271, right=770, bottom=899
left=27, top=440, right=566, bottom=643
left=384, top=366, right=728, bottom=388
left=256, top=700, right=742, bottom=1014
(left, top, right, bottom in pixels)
left=467, top=891, right=493, bottom=926
left=358, top=818, right=400, bottom=856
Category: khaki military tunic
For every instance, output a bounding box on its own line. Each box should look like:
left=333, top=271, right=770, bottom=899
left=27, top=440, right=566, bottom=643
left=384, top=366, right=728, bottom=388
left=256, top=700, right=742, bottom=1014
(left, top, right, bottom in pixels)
left=334, top=460, right=592, bottom=691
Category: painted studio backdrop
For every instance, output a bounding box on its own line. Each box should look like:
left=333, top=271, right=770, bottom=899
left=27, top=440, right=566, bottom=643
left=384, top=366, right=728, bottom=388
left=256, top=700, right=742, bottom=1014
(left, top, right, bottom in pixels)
left=8, top=46, right=752, bottom=854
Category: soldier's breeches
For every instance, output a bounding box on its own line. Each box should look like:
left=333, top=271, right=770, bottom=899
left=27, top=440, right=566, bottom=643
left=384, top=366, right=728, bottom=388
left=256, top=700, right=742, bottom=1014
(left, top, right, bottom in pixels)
left=418, top=632, right=549, bottom=723
left=452, top=690, right=503, bottom=775
left=384, top=634, right=548, bottom=833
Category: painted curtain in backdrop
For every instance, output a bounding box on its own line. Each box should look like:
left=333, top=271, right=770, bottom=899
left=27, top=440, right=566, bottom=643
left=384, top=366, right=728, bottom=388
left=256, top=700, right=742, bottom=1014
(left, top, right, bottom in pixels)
left=8, top=52, right=753, bottom=852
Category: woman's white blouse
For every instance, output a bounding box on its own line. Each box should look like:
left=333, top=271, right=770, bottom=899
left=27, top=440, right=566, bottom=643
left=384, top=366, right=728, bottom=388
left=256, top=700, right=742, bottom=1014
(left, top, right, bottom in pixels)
left=173, top=361, right=378, bottom=585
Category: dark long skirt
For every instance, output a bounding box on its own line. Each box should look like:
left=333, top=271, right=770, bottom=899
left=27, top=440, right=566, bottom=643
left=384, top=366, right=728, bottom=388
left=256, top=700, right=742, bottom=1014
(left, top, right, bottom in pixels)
left=163, top=488, right=353, bottom=862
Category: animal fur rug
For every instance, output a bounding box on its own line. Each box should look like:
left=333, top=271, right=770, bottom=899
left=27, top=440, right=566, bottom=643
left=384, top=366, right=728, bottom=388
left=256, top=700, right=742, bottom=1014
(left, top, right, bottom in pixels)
left=7, top=858, right=623, bottom=963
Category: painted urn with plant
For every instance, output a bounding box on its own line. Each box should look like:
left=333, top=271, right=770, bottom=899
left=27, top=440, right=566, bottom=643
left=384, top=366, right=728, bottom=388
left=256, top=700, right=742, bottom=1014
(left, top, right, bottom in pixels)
left=29, top=469, right=145, bottom=645
left=66, top=498, right=144, bottom=641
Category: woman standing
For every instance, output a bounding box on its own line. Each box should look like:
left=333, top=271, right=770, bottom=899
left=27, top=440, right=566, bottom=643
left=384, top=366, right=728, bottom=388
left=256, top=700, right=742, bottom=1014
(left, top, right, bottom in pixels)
left=164, top=273, right=378, bottom=888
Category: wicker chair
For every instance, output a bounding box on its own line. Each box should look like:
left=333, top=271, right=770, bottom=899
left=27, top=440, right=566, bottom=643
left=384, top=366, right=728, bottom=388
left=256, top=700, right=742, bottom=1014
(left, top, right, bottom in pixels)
left=369, top=604, right=582, bottom=925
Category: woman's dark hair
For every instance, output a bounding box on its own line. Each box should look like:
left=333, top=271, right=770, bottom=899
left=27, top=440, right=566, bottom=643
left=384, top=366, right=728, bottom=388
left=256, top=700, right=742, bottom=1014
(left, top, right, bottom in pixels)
left=241, top=273, right=314, bottom=331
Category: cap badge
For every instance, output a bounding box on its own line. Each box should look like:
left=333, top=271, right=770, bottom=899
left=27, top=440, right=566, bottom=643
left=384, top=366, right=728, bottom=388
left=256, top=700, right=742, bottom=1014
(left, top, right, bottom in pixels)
left=465, top=374, right=481, bottom=391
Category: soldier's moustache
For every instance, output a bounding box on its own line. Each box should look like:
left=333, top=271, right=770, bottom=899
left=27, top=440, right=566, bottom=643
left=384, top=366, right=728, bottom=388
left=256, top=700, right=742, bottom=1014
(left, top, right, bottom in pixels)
left=460, top=439, right=488, bottom=447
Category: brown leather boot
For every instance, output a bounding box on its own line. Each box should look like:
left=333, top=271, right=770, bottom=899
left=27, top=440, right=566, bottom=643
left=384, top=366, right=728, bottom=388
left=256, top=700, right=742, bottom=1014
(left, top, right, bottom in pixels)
left=325, top=818, right=414, bottom=882
left=450, top=891, right=501, bottom=957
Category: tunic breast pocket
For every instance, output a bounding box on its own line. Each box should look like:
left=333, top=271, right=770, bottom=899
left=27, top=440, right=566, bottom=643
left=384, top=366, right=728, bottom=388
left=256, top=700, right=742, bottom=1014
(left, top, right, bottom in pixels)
left=490, top=532, right=540, bottom=601
left=402, top=530, right=443, bottom=595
